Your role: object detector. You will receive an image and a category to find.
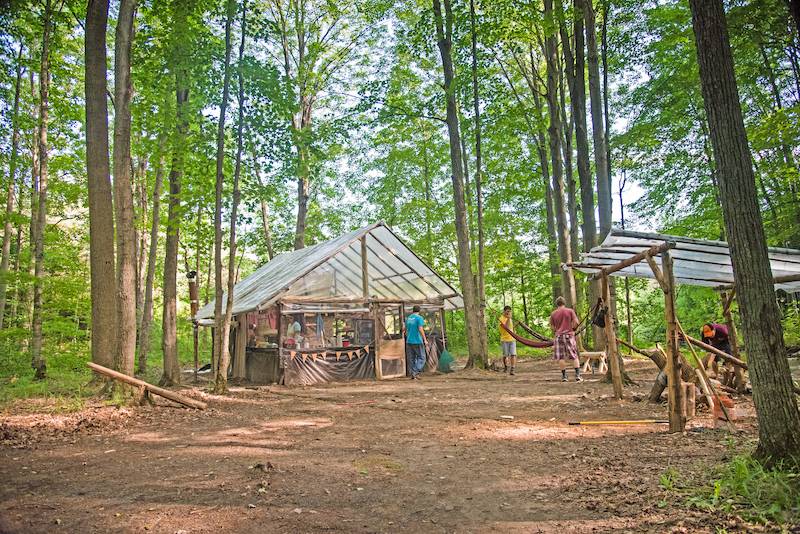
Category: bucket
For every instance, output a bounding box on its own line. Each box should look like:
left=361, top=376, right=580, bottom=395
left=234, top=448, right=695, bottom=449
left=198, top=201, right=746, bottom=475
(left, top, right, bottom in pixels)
left=713, top=394, right=735, bottom=421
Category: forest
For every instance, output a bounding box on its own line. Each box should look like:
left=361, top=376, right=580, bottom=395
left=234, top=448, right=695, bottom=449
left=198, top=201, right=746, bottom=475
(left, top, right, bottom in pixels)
left=2, top=0, right=800, bottom=531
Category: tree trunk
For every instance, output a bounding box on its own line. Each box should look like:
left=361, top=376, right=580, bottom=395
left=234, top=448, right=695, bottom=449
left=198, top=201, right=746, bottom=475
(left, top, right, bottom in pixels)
left=585, top=0, right=611, bottom=243
left=293, top=96, right=312, bottom=250
left=544, top=0, right=576, bottom=308
left=0, top=44, right=24, bottom=329
left=19, top=65, right=39, bottom=350
left=469, top=0, right=488, bottom=359
left=161, top=2, right=190, bottom=387
left=31, top=0, right=53, bottom=380
left=85, top=0, right=117, bottom=370
left=134, top=155, right=148, bottom=340
left=689, top=0, right=800, bottom=464
left=250, top=149, right=275, bottom=260
left=113, top=0, right=138, bottom=376
left=214, top=0, right=244, bottom=394
left=556, top=13, right=580, bottom=269
left=137, top=138, right=165, bottom=375
left=432, top=0, right=486, bottom=369
left=530, top=79, right=560, bottom=302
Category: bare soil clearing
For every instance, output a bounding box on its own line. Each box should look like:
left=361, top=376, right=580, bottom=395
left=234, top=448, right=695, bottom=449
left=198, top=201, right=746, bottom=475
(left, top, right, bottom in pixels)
left=1, top=358, right=760, bottom=533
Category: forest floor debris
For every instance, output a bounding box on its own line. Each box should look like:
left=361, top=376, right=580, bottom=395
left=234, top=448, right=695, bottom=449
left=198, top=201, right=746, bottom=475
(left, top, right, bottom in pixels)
left=0, top=357, right=781, bottom=532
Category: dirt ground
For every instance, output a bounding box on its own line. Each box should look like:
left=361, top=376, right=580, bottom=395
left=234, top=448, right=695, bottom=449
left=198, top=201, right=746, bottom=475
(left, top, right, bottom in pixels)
left=1, top=357, right=763, bottom=533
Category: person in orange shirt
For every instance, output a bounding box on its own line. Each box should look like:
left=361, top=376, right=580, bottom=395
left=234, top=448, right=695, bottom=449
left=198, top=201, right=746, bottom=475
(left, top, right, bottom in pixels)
left=498, top=305, right=516, bottom=375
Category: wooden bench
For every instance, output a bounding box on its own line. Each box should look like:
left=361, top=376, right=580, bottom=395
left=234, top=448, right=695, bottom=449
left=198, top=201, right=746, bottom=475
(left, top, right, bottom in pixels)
left=581, top=351, right=607, bottom=374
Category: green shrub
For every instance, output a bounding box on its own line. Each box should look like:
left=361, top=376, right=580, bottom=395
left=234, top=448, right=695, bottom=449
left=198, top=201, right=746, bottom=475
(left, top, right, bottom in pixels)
left=686, top=455, right=800, bottom=527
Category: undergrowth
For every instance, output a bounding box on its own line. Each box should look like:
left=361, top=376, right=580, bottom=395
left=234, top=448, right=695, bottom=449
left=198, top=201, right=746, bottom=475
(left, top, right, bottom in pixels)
left=664, top=454, right=800, bottom=529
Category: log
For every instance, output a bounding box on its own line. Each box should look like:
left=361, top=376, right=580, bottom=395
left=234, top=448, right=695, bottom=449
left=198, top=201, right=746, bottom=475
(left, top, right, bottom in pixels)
left=88, top=362, right=207, bottom=409
left=591, top=241, right=675, bottom=278
left=684, top=334, right=748, bottom=369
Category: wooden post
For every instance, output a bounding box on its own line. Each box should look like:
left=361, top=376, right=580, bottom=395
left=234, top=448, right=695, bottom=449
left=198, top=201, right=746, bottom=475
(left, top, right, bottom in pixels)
left=720, top=291, right=746, bottom=392
left=440, top=309, right=448, bottom=350
left=360, top=236, right=369, bottom=299
left=662, top=250, right=685, bottom=432
left=188, top=272, right=199, bottom=380
left=373, top=304, right=383, bottom=380
left=601, top=272, right=623, bottom=399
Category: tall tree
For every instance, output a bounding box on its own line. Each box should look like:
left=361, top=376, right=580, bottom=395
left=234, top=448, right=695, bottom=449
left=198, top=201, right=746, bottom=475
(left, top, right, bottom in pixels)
left=215, top=0, right=247, bottom=394
left=0, top=44, right=24, bottom=329
left=585, top=0, right=611, bottom=243
left=113, top=0, right=139, bottom=376
left=85, top=0, right=117, bottom=370
left=689, top=0, right=800, bottom=464
left=432, top=0, right=486, bottom=368
left=137, top=142, right=164, bottom=375
left=544, top=0, right=577, bottom=307
left=161, top=0, right=191, bottom=386
left=213, top=0, right=237, bottom=390
left=469, top=0, right=488, bottom=354
left=31, top=0, right=53, bottom=379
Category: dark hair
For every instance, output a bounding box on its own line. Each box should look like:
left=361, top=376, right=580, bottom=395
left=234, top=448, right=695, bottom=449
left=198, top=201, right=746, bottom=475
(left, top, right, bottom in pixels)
left=412, top=305, right=421, bottom=313
left=503, top=305, right=512, bottom=312
left=555, top=296, right=566, bottom=307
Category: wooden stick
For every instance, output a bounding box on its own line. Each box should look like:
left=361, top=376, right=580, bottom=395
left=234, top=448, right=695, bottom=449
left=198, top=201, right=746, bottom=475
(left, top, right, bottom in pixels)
left=694, top=368, right=716, bottom=407
left=88, top=363, right=207, bottom=410
left=568, top=419, right=669, bottom=425
left=684, top=334, right=748, bottom=369
left=601, top=272, right=623, bottom=399
left=715, top=273, right=800, bottom=291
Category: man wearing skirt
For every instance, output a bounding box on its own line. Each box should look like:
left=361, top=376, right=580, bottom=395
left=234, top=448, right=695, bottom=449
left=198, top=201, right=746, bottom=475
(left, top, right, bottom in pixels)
left=549, top=296, right=583, bottom=382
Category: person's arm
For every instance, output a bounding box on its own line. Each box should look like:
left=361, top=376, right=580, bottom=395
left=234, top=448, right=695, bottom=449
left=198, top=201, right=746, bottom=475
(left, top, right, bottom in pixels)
left=419, top=317, right=427, bottom=344
left=571, top=310, right=579, bottom=331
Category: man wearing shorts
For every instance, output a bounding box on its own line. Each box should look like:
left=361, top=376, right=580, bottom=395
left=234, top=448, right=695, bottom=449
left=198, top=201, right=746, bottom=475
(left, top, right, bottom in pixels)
left=499, top=305, right=517, bottom=375
left=549, top=296, right=582, bottom=382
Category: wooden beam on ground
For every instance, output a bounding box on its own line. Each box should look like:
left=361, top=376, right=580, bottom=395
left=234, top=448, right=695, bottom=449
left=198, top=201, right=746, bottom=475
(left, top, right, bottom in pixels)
left=684, top=334, right=748, bottom=369
left=591, top=241, right=676, bottom=279
left=601, top=272, right=624, bottom=399
left=88, top=363, right=207, bottom=410
left=662, top=250, right=686, bottom=433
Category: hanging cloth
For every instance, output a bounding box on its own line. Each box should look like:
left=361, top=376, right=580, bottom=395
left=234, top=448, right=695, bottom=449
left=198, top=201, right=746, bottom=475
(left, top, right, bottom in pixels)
left=500, top=320, right=554, bottom=348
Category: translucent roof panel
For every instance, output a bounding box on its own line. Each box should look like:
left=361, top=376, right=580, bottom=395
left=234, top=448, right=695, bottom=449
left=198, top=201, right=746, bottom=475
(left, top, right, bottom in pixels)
left=195, top=222, right=464, bottom=320
left=574, top=228, right=800, bottom=291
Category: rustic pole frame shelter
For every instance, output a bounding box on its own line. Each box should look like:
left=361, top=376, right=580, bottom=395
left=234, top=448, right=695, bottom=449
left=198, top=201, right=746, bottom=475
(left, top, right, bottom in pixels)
left=566, top=228, right=800, bottom=432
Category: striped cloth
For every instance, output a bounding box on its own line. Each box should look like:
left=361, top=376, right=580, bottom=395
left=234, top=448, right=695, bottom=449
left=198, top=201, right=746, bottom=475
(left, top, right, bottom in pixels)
left=552, top=332, right=579, bottom=361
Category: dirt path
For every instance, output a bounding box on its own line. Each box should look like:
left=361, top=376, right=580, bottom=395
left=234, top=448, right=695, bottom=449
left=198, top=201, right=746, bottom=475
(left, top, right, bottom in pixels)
left=1, top=359, right=758, bottom=533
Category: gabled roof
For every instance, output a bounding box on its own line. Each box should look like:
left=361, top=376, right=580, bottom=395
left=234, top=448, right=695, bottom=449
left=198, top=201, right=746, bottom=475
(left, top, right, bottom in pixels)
left=195, top=221, right=463, bottom=320
left=574, top=228, right=800, bottom=291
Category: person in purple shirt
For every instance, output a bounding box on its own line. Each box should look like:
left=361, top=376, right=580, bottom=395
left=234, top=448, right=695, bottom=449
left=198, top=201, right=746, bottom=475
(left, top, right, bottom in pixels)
left=701, top=322, right=731, bottom=378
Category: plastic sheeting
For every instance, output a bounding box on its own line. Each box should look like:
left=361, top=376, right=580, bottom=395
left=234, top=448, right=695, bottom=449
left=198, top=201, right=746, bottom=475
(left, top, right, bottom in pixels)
left=281, top=347, right=375, bottom=386
left=575, top=228, right=800, bottom=291
left=196, top=222, right=463, bottom=322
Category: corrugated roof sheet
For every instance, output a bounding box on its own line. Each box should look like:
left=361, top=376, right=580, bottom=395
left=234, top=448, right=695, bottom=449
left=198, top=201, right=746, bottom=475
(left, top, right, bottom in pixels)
left=574, top=228, right=800, bottom=291
left=195, top=222, right=463, bottom=320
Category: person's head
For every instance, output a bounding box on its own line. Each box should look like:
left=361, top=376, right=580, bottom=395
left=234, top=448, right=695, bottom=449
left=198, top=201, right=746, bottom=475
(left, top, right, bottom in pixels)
left=412, top=305, right=421, bottom=313
left=702, top=323, right=715, bottom=338
left=555, top=296, right=566, bottom=307
left=503, top=305, right=512, bottom=317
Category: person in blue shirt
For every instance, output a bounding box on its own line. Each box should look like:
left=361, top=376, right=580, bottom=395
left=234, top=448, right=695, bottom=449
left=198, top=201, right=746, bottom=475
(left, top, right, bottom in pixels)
left=405, top=305, right=427, bottom=380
